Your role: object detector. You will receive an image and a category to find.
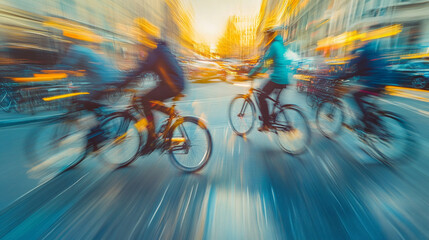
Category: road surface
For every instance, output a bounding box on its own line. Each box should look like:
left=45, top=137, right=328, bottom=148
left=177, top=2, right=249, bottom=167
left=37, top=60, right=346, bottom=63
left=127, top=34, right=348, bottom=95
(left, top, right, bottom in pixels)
left=1, top=79, right=429, bottom=239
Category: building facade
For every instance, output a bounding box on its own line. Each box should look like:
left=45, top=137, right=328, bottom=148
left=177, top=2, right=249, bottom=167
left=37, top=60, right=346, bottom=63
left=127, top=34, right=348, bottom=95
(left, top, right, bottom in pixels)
left=263, top=0, right=429, bottom=58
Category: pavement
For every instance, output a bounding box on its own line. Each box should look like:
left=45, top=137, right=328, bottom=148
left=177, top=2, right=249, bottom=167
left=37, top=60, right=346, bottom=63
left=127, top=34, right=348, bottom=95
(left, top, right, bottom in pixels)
left=0, top=79, right=429, bottom=239
left=0, top=111, right=63, bottom=128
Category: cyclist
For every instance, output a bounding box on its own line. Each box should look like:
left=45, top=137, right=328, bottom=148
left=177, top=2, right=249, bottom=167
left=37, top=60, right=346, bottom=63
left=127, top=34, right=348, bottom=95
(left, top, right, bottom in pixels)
left=55, top=31, right=121, bottom=100
left=118, top=18, right=186, bottom=140
left=248, top=26, right=291, bottom=131
left=52, top=31, right=124, bottom=151
left=347, top=39, right=388, bottom=131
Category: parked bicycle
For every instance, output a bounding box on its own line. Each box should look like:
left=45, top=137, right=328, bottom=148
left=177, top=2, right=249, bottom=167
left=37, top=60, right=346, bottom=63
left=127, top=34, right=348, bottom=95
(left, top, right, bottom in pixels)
left=315, top=85, right=414, bottom=165
left=228, top=77, right=311, bottom=155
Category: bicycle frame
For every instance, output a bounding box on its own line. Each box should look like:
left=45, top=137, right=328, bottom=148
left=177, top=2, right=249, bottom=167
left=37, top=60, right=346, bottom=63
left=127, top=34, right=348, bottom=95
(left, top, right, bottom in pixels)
left=242, top=79, right=285, bottom=122
left=131, top=97, right=188, bottom=151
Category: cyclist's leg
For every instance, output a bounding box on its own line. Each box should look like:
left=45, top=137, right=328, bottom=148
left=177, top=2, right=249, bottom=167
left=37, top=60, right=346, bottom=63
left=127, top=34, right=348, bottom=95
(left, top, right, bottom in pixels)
left=141, top=83, right=177, bottom=136
left=352, top=89, right=366, bottom=120
left=352, top=86, right=381, bottom=129
left=258, top=80, right=277, bottom=127
left=362, top=86, right=384, bottom=129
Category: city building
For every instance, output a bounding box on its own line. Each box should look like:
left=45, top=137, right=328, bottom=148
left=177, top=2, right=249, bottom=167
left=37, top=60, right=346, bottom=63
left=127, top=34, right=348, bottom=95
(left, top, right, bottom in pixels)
left=268, top=0, right=429, bottom=59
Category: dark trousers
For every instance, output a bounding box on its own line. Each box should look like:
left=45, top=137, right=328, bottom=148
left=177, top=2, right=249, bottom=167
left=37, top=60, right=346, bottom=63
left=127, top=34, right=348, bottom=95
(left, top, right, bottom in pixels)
left=258, top=81, right=287, bottom=125
left=141, top=83, right=180, bottom=135
left=352, top=87, right=383, bottom=123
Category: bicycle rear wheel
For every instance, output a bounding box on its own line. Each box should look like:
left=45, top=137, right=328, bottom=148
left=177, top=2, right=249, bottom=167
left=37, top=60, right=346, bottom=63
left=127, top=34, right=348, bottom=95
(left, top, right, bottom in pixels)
left=228, top=95, right=256, bottom=136
left=168, top=116, right=212, bottom=172
left=273, top=105, right=311, bottom=155
left=362, top=111, right=414, bottom=165
left=97, top=112, right=143, bottom=168
left=316, top=100, right=344, bottom=139
left=25, top=116, right=89, bottom=178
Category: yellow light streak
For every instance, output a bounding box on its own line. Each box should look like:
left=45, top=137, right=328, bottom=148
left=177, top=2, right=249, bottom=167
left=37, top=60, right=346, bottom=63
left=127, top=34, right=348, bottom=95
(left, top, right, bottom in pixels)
left=41, top=70, right=86, bottom=77
left=317, top=25, right=402, bottom=50
left=12, top=73, right=68, bottom=82
left=385, top=86, right=429, bottom=103
left=42, top=92, right=90, bottom=102
left=171, top=137, right=186, bottom=143
left=400, top=53, right=429, bottom=60
left=362, top=24, right=402, bottom=41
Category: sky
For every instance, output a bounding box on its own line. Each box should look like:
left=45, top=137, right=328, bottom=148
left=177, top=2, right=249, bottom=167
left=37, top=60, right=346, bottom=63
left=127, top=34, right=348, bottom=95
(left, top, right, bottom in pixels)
left=186, top=0, right=262, bottom=48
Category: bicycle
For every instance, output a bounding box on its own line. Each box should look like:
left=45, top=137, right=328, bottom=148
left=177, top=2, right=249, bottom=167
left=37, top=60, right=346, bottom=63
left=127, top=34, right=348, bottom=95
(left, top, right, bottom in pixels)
left=228, top=77, right=311, bottom=155
left=123, top=93, right=213, bottom=172
left=26, top=91, right=142, bottom=176
left=305, top=76, right=343, bottom=108
left=315, top=85, right=414, bottom=165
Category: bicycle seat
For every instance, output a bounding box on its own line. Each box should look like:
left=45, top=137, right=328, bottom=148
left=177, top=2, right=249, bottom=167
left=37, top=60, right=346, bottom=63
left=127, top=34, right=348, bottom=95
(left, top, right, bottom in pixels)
left=172, top=93, right=186, bottom=102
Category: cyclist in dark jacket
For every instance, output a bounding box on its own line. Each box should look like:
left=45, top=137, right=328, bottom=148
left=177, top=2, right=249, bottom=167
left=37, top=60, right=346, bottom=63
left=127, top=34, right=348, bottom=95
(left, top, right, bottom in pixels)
left=123, top=39, right=185, bottom=97
left=119, top=18, right=186, bottom=139
left=348, top=40, right=388, bottom=129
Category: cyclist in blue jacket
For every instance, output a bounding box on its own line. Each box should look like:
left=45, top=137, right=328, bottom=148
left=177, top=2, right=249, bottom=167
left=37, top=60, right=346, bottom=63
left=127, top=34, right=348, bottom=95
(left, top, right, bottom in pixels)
left=248, top=27, right=291, bottom=131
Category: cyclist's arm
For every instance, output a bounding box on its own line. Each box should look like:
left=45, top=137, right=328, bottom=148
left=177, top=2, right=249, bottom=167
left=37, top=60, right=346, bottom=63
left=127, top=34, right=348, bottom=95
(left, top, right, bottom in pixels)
left=121, top=49, right=158, bottom=87
left=248, top=44, right=275, bottom=77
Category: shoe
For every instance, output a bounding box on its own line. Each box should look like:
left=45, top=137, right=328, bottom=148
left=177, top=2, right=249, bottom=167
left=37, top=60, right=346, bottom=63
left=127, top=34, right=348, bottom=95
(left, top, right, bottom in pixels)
left=258, top=124, right=270, bottom=132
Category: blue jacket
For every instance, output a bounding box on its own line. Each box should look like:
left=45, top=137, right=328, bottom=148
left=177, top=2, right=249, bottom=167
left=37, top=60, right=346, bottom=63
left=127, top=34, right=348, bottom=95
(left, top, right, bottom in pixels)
left=126, top=40, right=185, bottom=92
left=249, top=35, right=290, bottom=84
left=57, top=45, right=120, bottom=85
left=349, top=41, right=388, bottom=87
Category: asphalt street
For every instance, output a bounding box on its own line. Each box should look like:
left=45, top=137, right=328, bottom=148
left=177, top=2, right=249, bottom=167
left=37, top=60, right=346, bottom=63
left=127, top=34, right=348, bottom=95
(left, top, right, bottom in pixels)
left=0, top=79, right=429, bottom=239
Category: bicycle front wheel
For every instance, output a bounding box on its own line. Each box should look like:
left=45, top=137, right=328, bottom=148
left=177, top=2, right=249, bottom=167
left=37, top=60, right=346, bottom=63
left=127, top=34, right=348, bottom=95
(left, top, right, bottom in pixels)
left=228, top=95, right=256, bottom=136
left=25, top=116, right=89, bottom=178
left=97, top=112, right=143, bottom=168
left=316, top=100, right=344, bottom=139
left=362, top=111, right=414, bottom=166
left=168, top=117, right=212, bottom=172
left=273, top=105, right=311, bottom=155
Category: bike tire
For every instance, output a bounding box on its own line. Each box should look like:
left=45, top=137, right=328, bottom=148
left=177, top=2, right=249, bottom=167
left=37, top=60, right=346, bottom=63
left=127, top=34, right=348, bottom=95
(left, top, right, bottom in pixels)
left=168, top=116, right=212, bottom=172
left=362, top=111, right=414, bottom=166
left=25, top=116, right=89, bottom=176
left=97, top=112, right=143, bottom=168
left=273, top=105, right=311, bottom=155
left=316, top=99, right=345, bottom=139
left=228, top=95, right=256, bottom=136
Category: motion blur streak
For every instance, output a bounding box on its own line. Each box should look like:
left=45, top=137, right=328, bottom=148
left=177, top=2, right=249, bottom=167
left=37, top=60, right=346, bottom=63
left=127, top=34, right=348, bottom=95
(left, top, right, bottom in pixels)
left=1, top=0, right=429, bottom=239
left=42, top=92, right=90, bottom=102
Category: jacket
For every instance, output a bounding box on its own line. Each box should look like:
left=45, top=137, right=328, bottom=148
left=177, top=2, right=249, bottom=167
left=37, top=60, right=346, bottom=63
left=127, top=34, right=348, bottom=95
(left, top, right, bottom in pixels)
left=125, top=40, right=185, bottom=92
left=57, top=45, right=120, bottom=85
left=249, top=35, right=290, bottom=84
left=349, top=41, right=389, bottom=87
